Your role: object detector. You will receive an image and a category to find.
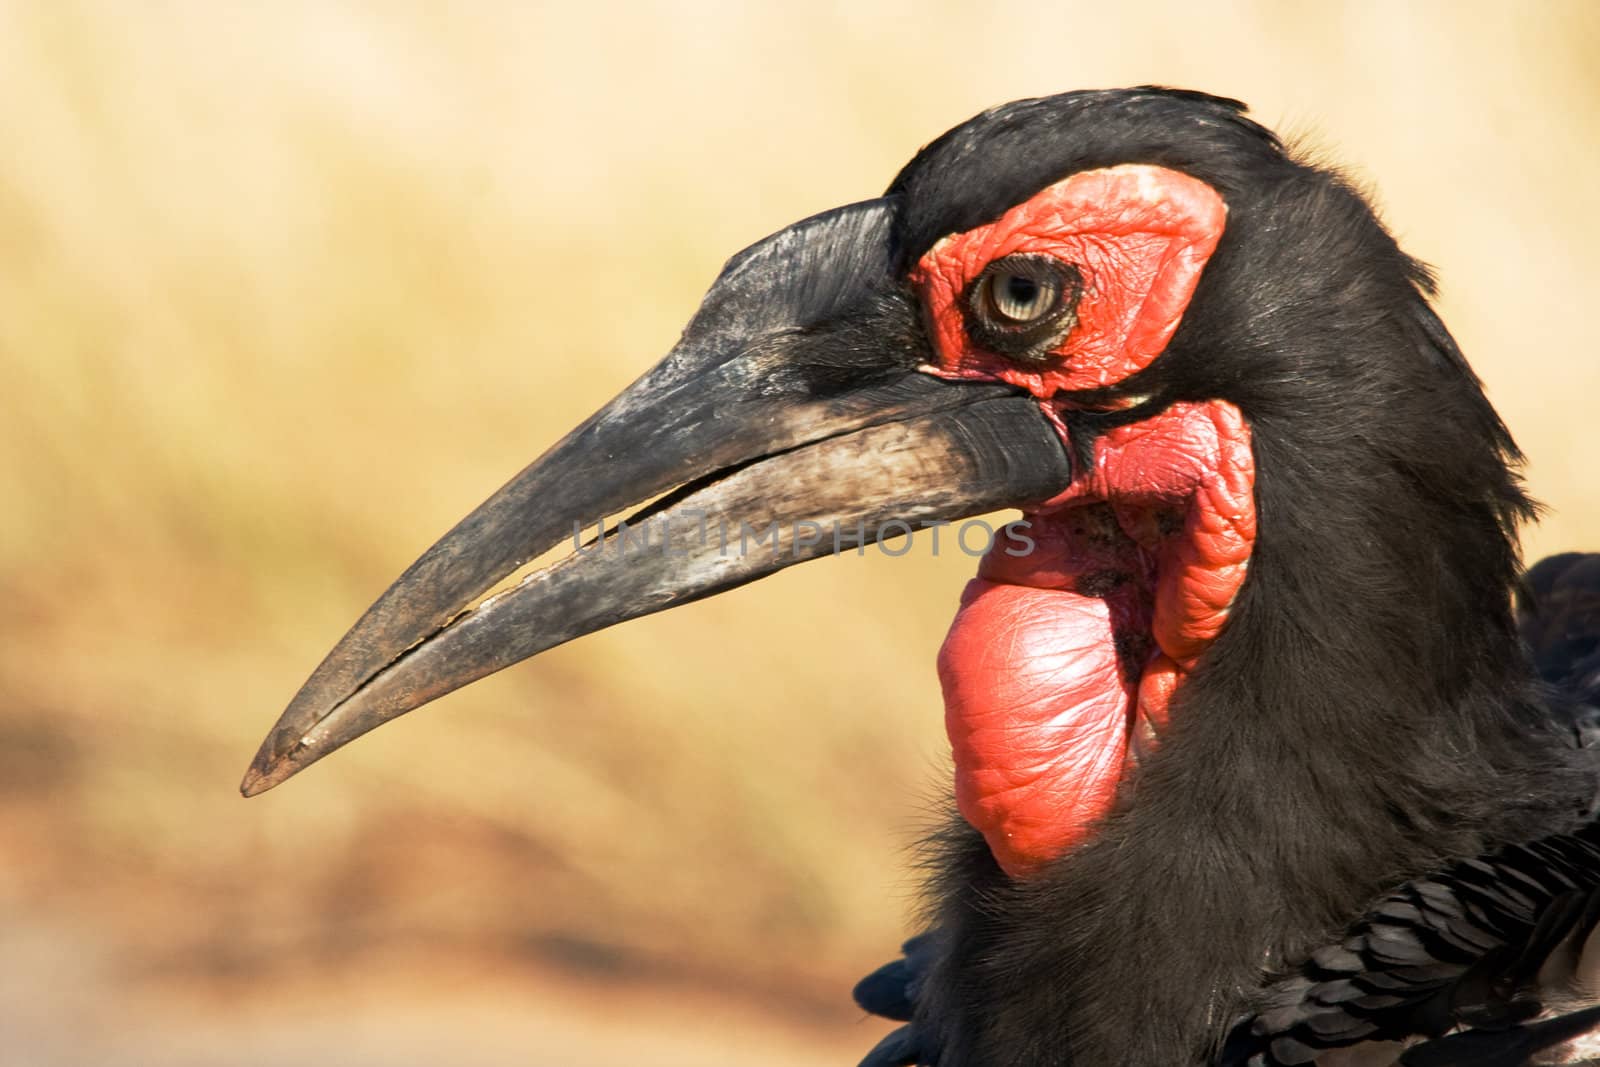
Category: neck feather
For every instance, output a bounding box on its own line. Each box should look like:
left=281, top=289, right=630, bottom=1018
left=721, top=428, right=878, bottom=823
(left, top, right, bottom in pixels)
left=923, top=301, right=1592, bottom=1067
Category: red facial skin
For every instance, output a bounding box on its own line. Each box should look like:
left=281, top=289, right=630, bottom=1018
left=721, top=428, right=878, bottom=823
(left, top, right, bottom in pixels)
left=915, top=164, right=1257, bottom=878
left=915, top=164, right=1229, bottom=394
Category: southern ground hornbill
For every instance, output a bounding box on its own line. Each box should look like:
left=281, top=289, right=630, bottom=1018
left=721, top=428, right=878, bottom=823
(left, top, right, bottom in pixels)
left=242, top=88, right=1600, bottom=1065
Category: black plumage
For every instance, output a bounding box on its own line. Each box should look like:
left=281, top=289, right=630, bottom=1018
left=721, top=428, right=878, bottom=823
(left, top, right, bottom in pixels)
left=1524, top=554, right=1600, bottom=718
left=1216, top=527, right=1600, bottom=1067
left=852, top=89, right=1600, bottom=1066
left=864, top=547, right=1600, bottom=1067
left=1220, top=822, right=1600, bottom=1064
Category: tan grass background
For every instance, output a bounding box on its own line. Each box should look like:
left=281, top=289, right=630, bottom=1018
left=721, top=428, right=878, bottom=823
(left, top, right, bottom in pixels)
left=0, top=2, right=1596, bottom=1063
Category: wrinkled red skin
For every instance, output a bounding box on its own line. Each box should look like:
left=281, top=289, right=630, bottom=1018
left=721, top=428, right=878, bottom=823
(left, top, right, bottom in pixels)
left=941, top=404, right=1256, bottom=875
left=914, top=164, right=1228, bottom=394
left=916, top=165, right=1257, bottom=878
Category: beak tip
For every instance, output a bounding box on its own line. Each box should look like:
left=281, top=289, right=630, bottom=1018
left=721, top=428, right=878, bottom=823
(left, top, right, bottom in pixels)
left=238, top=764, right=274, bottom=797
left=239, top=736, right=307, bottom=797
left=244, top=684, right=390, bottom=798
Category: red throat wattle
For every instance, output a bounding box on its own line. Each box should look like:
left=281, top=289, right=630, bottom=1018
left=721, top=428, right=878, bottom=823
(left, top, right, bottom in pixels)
left=913, top=164, right=1257, bottom=878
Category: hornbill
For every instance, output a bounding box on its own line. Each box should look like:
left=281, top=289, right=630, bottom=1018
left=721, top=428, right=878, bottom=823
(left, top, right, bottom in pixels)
left=241, top=88, right=1600, bottom=1065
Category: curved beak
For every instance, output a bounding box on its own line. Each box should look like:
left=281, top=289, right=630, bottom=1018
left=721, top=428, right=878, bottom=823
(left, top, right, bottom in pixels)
left=242, top=199, right=1071, bottom=796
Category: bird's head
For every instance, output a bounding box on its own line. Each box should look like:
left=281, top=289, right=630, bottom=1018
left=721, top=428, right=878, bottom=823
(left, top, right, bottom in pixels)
left=243, top=88, right=1530, bottom=877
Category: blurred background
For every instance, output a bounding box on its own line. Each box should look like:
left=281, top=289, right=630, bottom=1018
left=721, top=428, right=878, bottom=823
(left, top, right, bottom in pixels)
left=1, top=2, right=1596, bottom=1064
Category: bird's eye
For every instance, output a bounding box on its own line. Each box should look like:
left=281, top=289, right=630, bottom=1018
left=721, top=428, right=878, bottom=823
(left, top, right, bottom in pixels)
left=986, top=271, right=1057, bottom=323
left=965, top=254, right=1082, bottom=363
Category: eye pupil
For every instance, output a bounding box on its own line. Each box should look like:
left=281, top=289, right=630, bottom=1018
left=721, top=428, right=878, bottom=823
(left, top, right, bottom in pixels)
left=988, top=271, right=1057, bottom=322
left=1006, top=275, right=1038, bottom=305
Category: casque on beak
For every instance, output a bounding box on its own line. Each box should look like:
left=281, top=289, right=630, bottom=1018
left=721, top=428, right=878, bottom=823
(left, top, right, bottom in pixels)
left=241, top=198, right=1072, bottom=796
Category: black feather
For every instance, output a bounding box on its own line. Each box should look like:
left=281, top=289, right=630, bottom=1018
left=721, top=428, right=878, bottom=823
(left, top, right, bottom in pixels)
left=845, top=87, right=1600, bottom=1066
left=1220, top=824, right=1600, bottom=1065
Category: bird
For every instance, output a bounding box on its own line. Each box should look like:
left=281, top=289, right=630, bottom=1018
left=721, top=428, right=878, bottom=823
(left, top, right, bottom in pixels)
left=239, top=88, right=1600, bottom=1065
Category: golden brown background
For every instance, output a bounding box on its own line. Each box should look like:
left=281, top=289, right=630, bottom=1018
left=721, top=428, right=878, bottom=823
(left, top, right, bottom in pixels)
left=2, top=2, right=1596, bottom=1063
